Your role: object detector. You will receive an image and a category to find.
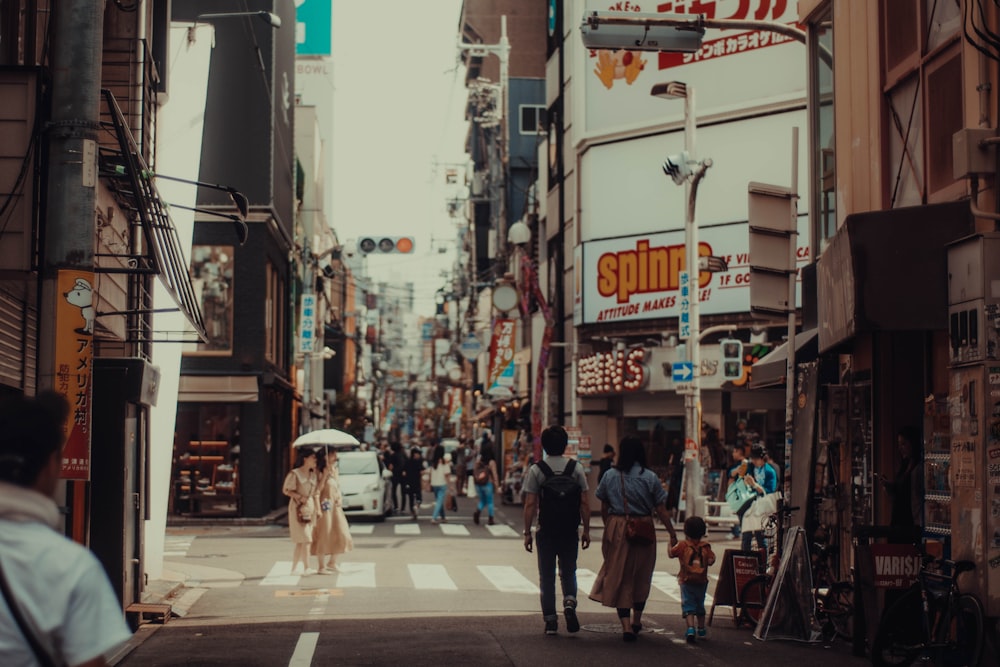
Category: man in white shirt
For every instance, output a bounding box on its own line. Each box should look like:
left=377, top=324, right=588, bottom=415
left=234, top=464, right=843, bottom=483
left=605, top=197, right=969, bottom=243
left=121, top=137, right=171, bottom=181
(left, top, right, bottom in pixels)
left=0, top=392, right=132, bottom=667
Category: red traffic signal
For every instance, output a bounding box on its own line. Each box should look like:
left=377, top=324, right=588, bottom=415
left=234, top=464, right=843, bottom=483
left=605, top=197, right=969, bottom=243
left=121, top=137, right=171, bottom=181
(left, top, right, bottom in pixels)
left=358, top=236, right=415, bottom=255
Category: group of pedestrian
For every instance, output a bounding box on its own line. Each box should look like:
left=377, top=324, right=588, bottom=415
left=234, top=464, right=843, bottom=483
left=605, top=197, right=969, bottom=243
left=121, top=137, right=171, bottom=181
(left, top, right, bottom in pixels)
left=727, top=440, right=780, bottom=551
left=282, top=447, right=354, bottom=576
left=522, top=427, right=716, bottom=644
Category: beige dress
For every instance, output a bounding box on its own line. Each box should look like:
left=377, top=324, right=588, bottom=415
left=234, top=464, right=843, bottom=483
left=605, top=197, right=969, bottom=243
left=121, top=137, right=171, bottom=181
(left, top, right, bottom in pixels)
left=283, top=467, right=317, bottom=544
left=312, top=469, right=353, bottom=557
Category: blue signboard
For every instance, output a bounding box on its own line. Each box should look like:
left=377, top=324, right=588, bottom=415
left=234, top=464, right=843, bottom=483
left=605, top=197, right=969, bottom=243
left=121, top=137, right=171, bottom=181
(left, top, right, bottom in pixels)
left=296, top=0, right=332, bottom=56
left=672, top=361, right=694, bottom=382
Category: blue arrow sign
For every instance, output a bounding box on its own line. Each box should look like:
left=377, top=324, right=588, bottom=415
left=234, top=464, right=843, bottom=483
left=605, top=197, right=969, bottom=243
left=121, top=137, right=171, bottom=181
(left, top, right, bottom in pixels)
left=672, top=361, right=694, bottom=382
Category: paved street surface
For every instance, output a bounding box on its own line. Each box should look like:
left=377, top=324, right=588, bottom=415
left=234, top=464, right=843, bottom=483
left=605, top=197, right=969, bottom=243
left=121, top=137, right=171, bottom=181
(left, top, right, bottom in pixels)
left=115, top=496, right=872, bottom=666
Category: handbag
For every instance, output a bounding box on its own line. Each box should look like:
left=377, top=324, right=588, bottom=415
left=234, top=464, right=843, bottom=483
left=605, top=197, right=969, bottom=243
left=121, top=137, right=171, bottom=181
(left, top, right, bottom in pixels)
left=621, top=471, right=656, bottom=545
left=725, top=477, right=753, bottom=512
left=0, top=557, right=58, bottom=667
left=297, top=501, right=314, bottom=523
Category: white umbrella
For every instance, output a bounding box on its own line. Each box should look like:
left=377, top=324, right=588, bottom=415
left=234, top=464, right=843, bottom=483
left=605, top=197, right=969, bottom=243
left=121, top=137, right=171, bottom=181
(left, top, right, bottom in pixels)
left=292, top=428, right=360, bottom=449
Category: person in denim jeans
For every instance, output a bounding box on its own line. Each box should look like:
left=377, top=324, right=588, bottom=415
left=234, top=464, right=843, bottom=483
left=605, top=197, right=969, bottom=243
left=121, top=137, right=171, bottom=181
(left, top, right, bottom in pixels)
left=473, top=442, right=499, bottom=525
left=668, top=515, right=716, bottom=643
left=429, top=444, right=449, bottom=523
left=522, top=425, right=591, bottom=636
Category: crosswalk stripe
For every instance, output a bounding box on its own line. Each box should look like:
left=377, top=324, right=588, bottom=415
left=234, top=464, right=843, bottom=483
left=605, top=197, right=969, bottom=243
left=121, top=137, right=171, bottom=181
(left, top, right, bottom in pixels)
left=336, top=561, right=376, bottom=588
left=409, top=563, right=458, bottom=590
left=348, top=524, right=375, bottom=535
left=577, top=567, right=597, bottom=596
left=288, top=632, right=319, bottom=667
left=478, top=565, right=538, bottom=594
left=650, top=572, right=715, bottom=604
left=484, top=523, right=518, bottom=538
left=261, top=561, right=301, bottom=587
left=394, top=524, right=421, bottom=536
left=439, top=523, right=470, bottom=536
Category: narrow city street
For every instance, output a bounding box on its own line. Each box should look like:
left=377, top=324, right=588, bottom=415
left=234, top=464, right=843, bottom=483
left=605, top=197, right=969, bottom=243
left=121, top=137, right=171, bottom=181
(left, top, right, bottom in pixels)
left=115, top=499, right=870, bottom=666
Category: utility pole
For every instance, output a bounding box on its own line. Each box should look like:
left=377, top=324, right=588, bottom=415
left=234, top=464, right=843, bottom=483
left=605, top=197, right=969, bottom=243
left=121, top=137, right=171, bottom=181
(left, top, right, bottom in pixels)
left=40, top=1, right=104, bottom=541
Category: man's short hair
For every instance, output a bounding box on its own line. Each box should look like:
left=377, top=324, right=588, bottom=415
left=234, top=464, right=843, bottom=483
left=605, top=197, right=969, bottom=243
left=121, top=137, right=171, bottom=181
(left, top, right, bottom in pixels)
left=540, top=425, right=568, bottom=456
left=0, top=391, right=69, bottom=487
left=603, top=444, right=614, bottom=454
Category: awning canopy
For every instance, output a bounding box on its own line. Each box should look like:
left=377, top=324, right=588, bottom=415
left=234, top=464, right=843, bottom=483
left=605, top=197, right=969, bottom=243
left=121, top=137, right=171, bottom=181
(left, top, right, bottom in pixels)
left=750, top=328, right=818, bottom=389
left=178, top=375, right=259, bottom=403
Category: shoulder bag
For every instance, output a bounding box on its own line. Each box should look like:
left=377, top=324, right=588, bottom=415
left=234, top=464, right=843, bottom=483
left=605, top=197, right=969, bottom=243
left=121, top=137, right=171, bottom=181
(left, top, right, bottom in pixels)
left=725, top=476, right=753, bottom=512
left=0, top=557, right=58, bottom=667
left=621, top=471, right=656, bottom=545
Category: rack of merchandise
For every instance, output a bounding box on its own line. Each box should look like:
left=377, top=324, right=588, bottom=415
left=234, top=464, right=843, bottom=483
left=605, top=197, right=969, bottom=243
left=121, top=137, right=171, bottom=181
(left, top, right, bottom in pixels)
left=173, top=440, right=239, bottom=516
left=923, top=395, right=951, bottom=539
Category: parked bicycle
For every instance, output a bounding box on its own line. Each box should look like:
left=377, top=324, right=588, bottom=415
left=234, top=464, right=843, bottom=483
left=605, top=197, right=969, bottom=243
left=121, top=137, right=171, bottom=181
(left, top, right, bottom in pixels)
left=737, top=503, right=795, bottom=627
left=870, top=554, right=984, bottom=667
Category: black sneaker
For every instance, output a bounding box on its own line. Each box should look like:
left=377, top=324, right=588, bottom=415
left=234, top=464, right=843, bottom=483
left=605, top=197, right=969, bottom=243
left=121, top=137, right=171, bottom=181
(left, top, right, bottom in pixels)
left=564, top=606, right=580, bottom=633
left=544, top=620, right=558, bottom=635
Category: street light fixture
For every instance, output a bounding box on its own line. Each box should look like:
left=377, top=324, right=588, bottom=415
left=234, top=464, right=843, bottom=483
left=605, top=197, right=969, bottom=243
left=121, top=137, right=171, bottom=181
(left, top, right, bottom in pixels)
left=197, top=11, right=282, bottom=28
left=651, top=80, right=713, bottom=520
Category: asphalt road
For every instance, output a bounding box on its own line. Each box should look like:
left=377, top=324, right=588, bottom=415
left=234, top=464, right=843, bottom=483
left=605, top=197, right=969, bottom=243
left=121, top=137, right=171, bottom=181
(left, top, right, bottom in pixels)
left=114, top=498, right=874, bottom=666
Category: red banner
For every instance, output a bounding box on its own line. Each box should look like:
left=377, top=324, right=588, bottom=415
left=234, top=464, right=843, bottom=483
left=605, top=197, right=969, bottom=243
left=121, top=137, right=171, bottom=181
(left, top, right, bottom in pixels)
left=870, top=543, right=922, bottom=589
left=55, top=270, right=95, bottom=480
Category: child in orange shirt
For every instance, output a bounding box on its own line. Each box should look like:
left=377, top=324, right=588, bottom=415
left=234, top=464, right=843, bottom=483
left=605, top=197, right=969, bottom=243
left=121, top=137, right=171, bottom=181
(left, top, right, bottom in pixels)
left=669, top=515, right=717, bottom=643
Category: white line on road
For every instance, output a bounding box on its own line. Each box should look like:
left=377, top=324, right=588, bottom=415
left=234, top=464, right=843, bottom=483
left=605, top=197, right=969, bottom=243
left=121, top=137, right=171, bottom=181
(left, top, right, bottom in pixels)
left=408, top=563, right=458, bottom=590
left=650, top=572, right=715, bottom=605
left=478, top=565, right=539, bottom=594
left=438, top=523, right=470, bottom=536
left=484, top=523, right=518, bottom=538
left=348, top=524, right=375, bottom=535
left=261, top=561, right=301, bottom=587
left=576, top=568, right=597, bottom=596
left=288, top=632, right=318, bottom=667
left=394, top=523, right=421, bottom=536
left=336, top=561, right=376, bottom=588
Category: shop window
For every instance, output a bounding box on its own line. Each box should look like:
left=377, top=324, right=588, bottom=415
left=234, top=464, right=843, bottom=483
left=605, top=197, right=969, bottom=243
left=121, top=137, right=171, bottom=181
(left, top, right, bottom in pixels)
left=924, top=51, right=962, bottom=197
left=265, top=261, right=285, bottom=366
left=184, top=245, right=235, bottom=355
left=171, top=403, right=241, bottom=516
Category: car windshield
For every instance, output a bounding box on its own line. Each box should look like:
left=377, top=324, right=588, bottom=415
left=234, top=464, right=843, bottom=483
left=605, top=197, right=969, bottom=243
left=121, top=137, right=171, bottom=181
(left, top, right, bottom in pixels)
left=338, top=455, right=378, bottom=475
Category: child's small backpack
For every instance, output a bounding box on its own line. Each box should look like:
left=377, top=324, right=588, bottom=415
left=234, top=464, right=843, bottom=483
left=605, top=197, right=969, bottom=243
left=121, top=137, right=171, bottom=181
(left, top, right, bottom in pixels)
left=686, top=543, right=709, bottom=583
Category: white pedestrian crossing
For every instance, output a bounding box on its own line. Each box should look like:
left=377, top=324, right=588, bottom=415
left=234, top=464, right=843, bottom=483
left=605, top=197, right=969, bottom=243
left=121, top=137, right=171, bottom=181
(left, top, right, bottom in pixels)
left=438, top=523, right=470, bottom=536
left=394, top=523, right=421, bottom=536
left=348, top=524, right=375, bottom=535
left=336, top=561, right=376, bottom=588
left=164, top=537, right=192, bottom=557
left=650, top=571, right=715, bottom=605
left=478, top=565, right=538, bottom=594
left=261, top=561, right=301, bottom=587
left=576, top=567, right=597, bottom=596
left=484, top=523, right=519, bottom=538
left=409, top=563, right=458, bottom=590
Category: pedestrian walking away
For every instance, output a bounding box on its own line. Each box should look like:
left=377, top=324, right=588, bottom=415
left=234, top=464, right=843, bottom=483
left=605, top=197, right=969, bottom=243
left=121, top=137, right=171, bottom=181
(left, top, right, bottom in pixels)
left=388, top=441, right=406, bottom=513
left=312, top=449, right=353, bottom=573
left=429, top=444, right=450, bottom=523
left=589, top=436, right=677, bottom=643
left=402, top=447, right=425, bottom=519
left=741, top=443, right=778, bottom=553
left=0, top=391, right=132, bottom=667
left=597, top=443, right=615, bottom=482
left=283, top=448, right=319, bottom=575
left=668, top=515, right=717, bottom=643
left=472, top=442, right=500, bottom=525
left=522, top=425, right=591, bottom=636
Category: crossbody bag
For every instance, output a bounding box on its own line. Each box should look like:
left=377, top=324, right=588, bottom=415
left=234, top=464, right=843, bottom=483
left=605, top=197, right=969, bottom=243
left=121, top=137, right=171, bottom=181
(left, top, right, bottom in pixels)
left=0, top=556, right=58, bottom=667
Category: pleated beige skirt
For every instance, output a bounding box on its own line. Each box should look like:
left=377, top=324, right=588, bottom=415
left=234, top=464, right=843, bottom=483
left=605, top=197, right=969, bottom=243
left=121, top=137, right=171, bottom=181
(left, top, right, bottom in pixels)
left=588, top=514, right=658, bottom=609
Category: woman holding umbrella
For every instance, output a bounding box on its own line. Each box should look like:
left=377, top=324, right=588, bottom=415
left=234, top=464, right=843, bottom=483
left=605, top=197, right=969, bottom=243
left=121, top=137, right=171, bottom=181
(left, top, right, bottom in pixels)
left=312, top=448, right=353, bottom=573
left=283, top=448, right=319, bottom=575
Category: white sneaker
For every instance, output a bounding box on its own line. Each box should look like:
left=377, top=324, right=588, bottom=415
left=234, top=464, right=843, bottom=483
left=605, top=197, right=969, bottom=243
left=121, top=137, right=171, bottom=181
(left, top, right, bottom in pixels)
left=291, top=564, right=305, bottom=576
left=303, top=568, right=317, bottom=576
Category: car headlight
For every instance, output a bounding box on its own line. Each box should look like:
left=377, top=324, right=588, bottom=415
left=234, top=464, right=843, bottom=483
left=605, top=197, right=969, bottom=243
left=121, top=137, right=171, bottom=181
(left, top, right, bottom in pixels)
left=365, top=481, right=379, bottom=493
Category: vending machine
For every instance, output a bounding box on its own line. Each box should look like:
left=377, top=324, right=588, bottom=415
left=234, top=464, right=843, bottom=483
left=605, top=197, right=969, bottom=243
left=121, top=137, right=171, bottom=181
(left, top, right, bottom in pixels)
left=947, top=232, right=1000, bottom=617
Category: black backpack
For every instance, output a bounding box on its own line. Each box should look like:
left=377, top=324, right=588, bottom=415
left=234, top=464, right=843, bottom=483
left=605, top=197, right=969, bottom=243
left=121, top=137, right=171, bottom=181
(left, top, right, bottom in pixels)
left=536, top=459, right=581, bottom=530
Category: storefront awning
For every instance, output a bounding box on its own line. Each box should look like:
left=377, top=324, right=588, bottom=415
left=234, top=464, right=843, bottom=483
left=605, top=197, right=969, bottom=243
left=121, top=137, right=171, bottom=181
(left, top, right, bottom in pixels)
left=816, top=200, right=972, bottom=353
left=750, top=328, right=818, bottom=389
left=178, top=375, right=259, bottom=403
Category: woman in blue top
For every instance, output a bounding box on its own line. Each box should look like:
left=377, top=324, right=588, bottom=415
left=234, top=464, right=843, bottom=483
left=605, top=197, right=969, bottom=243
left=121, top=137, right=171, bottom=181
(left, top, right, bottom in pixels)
left=741, top=443, right=778, bottom=552
left=589, top=436, right=676, bottom=642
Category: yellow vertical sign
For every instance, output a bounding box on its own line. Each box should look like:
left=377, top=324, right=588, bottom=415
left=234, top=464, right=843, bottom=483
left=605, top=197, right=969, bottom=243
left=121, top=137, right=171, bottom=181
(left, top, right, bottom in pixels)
left=55, top=270, right=95, bottom=480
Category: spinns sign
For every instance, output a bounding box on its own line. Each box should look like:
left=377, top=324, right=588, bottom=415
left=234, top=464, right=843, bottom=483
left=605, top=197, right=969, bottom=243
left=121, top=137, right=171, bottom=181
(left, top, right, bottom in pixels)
left=296, top=0, right=331, bottom=56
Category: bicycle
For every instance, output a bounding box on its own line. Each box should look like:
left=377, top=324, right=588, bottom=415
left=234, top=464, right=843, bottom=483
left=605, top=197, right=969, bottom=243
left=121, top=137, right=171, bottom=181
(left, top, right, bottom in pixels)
left=810, top=528, right=854, bottom=642
left=737, top=502, right=795, bottom=627
left=870, top=555, right=984, bottom=667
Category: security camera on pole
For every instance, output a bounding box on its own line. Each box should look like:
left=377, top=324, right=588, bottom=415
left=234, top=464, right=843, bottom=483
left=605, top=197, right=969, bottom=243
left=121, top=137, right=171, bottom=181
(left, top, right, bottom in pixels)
left=652, top=81, right=712, bottom=520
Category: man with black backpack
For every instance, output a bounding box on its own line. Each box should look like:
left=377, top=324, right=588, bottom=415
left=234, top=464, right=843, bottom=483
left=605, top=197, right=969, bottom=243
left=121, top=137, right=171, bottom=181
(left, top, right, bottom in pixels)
left=522, top=425, right=591, bottom=636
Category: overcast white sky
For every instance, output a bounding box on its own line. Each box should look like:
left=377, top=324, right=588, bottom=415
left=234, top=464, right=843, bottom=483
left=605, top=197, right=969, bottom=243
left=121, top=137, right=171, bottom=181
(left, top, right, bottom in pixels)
left=330, top=1, right=470, bottom=317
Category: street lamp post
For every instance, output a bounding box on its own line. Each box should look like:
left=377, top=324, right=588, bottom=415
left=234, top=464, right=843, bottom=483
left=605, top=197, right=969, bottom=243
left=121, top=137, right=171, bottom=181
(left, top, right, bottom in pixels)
left=652, top=81, right=712, bottom=519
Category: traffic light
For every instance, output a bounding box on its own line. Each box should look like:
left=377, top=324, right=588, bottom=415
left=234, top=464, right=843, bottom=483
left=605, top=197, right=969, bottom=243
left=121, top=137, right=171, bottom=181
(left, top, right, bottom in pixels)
left=721, top=338, right=744, bottom=379
left=357, top=236, right=415, bottom=255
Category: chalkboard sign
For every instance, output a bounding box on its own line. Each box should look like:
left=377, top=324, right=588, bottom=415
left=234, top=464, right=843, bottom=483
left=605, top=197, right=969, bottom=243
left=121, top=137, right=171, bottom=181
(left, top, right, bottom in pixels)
left=708, top=549, right=764, bottom=626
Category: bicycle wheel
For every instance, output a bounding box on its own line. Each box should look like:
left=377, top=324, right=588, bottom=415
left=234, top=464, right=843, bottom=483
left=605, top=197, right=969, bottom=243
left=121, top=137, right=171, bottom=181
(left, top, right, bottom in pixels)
left=818, top=581, right=854, bottom=642
left=739, top=574, right=771, bottom=628
left=933, top=593, right=984, bottom=667
left=871, top=585, right=924, bottom=667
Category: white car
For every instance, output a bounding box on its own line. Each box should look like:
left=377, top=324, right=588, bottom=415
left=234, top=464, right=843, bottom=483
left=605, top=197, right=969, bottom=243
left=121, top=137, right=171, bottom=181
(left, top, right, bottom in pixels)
left=337, top=451, right=393, bottom=520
